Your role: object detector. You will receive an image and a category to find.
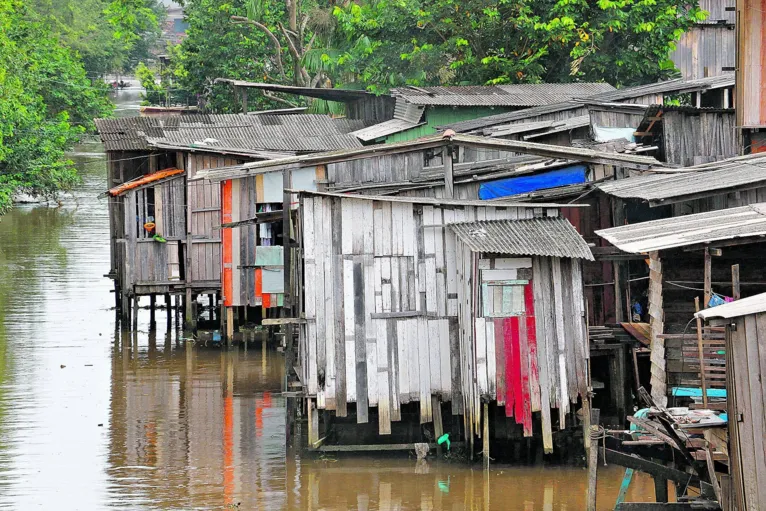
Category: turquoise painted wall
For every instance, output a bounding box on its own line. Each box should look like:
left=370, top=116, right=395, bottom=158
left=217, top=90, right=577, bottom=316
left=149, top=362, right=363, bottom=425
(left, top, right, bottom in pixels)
left=384, top=106, right=512, bottom=143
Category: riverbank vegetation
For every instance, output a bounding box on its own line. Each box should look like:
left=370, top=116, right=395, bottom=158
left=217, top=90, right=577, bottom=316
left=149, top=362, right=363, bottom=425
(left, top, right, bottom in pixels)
left=0, top=0, right=160, bottom=213
left=163, top=0, right=707, bottom=111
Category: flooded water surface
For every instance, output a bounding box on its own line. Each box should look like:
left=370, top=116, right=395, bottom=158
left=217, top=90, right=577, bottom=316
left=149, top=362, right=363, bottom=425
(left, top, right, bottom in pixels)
left=0, top=89, right=655, bottom=510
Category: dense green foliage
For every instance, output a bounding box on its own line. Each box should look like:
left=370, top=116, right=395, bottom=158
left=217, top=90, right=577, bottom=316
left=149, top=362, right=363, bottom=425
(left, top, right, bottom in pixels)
left=0, top=0, right=159, bottom=212
left=29, top=0, right=164, bottom=77
left=169, top=0, right=706, bottom=109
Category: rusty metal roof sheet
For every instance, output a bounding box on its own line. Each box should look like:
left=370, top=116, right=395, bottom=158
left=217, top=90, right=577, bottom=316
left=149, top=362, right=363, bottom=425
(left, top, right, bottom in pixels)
left=443, top=74, right=735, bottom=133
left=598, top=153, right=766, bottom=205
left=95, top=114, right=365, bottom=154
left=595, top=203, right=766, bottom=253
left=450, top=218, right=594, bottom=260
left=392, top=83, right=615, bottom=107
left=107, top=168, right=185, bottom=196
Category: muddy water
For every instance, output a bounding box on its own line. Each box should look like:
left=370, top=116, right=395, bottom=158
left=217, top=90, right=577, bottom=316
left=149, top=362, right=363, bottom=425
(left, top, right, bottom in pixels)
left=0, top=89, right=656, bottom=510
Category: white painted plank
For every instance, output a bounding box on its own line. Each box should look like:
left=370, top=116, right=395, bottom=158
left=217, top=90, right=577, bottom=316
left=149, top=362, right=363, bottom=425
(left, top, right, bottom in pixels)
left=341, top=198, right=354, bottom=254
left=390, top=257, right=400, bottom=313
left=365, top=256, right=377, bottom=406
left=551, top=258, right=569, bottom=423
left=390, top=202, right=402, bottom=256
left=476, top=317, right=488, bottom=396
left=408, top=317, right=421, bottom=406
left=486, top=319, right=496, bottom=400
left=381, top=201, right=392, bottom=256
left=381, top=257, right=392, bottom=313
left=425, top=258, right=437, bottom=314
left=439, top=319, right=451, bottom=395
left=428, top=319, right=441, bottom=395
left=376, top=319, right=391, bottom=434
left=402, top=202, right=415, bottom=257
left=481, top=269, right=520, bottom=282
left=418, top=317, right=432, bottom=423
left=343, top=258, right=357, bottom=402
left=443, top=209, right=458, bottom=316
left=374, top=258, right=383, bottom=313
left=321, top=199, right=335, bottom=409
left=373, top=205, right=383, bottom=254
left=397, top=319, right=410, bottom=403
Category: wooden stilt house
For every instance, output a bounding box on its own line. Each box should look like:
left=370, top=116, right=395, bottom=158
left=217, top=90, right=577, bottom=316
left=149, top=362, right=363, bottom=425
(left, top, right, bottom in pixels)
left=292, top=190, right=593, bottom=453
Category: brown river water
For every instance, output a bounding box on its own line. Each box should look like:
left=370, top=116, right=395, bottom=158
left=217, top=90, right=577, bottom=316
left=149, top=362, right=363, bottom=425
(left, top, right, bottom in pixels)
left=0, top=89, right=656, bottom=510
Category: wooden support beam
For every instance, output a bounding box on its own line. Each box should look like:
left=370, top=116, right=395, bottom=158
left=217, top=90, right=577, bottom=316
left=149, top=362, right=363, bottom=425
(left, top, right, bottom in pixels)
left=694, top=297, right=709, bottom=408
left=654, top=476, right=669, bottom=503
left=731, top=264, right=740, bottom=300
left=703, top=248, right=712, bottom=308
left=149, top=295, right=156, bottom=329
left=482, top=402, right=490, bottom=469
left=442, top=146, right=454, bottom=198
left=307, top=398, right=319, bottom=448
left=226, top=307, right=234, bottom=346
left=604, top=449, right=713, bottom=495
left=282, top=170, right=292, bottom=307
left=132, top=296, right=139, bottom=330
left=587, top=426, right=600, bottom=511
left=433, top=396, right=444, bottom=456
left=647, top=251, right=667, bottom=407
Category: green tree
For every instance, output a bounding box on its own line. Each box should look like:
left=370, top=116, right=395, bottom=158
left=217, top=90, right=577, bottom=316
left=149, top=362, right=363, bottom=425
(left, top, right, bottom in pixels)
left=0, top=0, right=113, bottom=213
left=27, top=0, right=162, bottom=77
left=328, top=0, right=707, bottom=90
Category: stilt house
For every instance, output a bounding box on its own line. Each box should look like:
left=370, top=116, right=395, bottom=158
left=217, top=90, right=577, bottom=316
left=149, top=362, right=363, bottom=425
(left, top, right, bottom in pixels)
left=296, top=191, right=593, bottom=454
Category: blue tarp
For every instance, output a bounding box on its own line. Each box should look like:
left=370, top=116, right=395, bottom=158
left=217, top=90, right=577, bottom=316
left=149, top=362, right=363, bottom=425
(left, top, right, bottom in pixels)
left=478, top=165, right=587, bottom=200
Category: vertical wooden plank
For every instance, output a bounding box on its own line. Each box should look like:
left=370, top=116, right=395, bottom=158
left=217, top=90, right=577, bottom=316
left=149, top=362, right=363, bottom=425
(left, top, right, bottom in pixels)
left=374, top=258, right=383, bottom=313
left=418, top=316, right=432, bottom=423
left=343, top=258, right=357, bottom=404
left=648, top=251, right=666, bottom=408
left=381, top=257, right=392, bottom=313
left=329, top=199, right=343, bottom=414
left=397, top=319, right=411, bottom=404
left=744, top=314, right=766, bottom=509
left=486, top=319, right=497, bottom=402
left=495, top=318, right=507, bottom=407
left=381, top=201, right=392, bottom=256
left=428, top=319, right=442, bottom=396
left=408, top=318, right=420, bottom=403
left=388, top=319, right=401, bottom=421
left=551, top=257, right=569, bottom=425
left=443, top=209, right=458, bottom=316
left=570, top=261, right=589, bottom=400
left=376, top=319, right=391, bottom=434
left=560, top=259, right=578, bottom=403
left=439, top=319, right=451, bottom=396
left=390, top=257, right=400, bottom=313
left=525, top=282, right=541, bottom=413
left=476, top=317, right=488, bottom=396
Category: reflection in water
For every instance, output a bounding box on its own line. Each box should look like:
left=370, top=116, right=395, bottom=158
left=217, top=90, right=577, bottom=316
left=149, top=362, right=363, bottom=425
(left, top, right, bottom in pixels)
left=0, top=88, right=656, bottom=510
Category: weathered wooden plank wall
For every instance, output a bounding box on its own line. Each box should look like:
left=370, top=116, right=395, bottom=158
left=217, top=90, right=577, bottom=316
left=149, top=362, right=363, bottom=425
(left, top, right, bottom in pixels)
left=300, top=194, right=589, bottom=447
left=671, top=25, right=735, bottom=80
left=726, top=312, right=766, bottom=511
left=663, top=111, right=737, bottom=166
left=187, top=154, right=228, bottom=285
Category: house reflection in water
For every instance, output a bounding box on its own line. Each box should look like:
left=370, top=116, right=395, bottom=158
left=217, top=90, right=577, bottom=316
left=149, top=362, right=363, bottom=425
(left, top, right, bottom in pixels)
left=104, top=330, right=654, bottom=510
left=106, top=331, right=286, bottom=510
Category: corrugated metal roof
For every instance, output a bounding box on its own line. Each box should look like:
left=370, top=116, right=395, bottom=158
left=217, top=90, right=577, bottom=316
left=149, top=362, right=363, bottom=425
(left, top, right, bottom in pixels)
left=443, top=74, right=735, bottom=133
left=696, top=292, right=766, bottom=320
left=392, top=83, right=615, bottom=107
left=95, top=114, right=365, bottom=154
left=598, top=154, right=766, bottom=204
left=595, top=203, right=766, bottom=253
left=350, top=98, right=426, bottom=141
left=451, top=218, right=594, bottom=260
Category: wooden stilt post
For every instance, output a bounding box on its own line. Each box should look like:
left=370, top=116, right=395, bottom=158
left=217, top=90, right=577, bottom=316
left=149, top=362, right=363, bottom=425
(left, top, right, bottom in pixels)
left=165, top=293, right=172, bottom=330
left=732, top=264, right=740, bottom=300
left=482, top=403, right=490, bottom=470
left=586, top=425, right=599, bottom=511
left=132, top=296, right=139, bottom=330
left=433, top=395, right=444, bottom=456
left=184, top=288, right=194, bottom=331
left=653, top=476, right=669, bottom=502
left=209, top=294, right=214, bottom=320
left=149, top=295, right=156, bottom=330
left=308, top=398, right=319, bottom=448
left=703, top=247, right=712, bottom=308
left=226, top=307, right=234, bottom=347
